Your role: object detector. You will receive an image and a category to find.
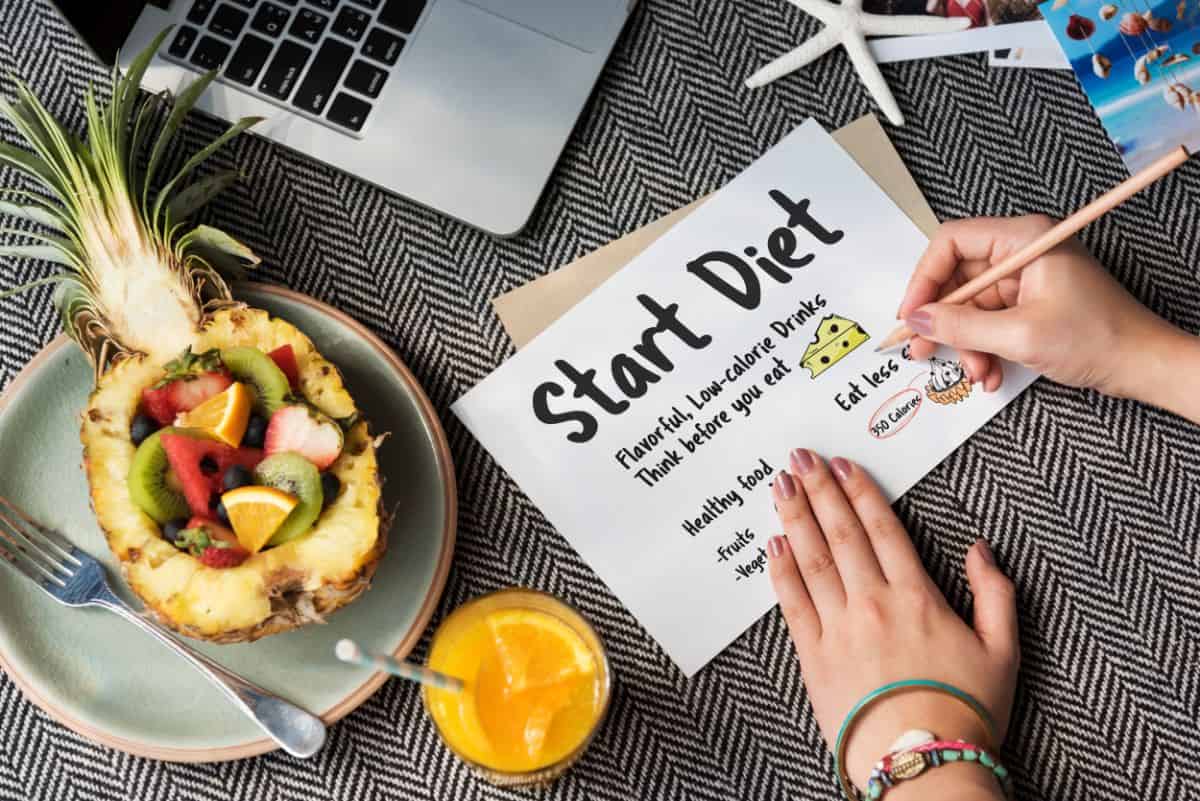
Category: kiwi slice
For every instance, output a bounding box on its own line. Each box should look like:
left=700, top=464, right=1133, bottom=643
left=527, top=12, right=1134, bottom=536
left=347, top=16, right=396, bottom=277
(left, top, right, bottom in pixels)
left=221, top=347, right=291, bottom=416
left=254, top=453, right=324, bottom=546
left=128, top=428, right=190, bottom=524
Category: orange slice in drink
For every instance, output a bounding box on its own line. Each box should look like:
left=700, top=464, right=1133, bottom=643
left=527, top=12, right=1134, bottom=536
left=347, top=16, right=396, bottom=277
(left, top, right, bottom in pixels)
left=221, top=485, right=298, bottom=553
left=485, top=609, right=596, bottom=694
left=178, top=382, right=252, bottom=446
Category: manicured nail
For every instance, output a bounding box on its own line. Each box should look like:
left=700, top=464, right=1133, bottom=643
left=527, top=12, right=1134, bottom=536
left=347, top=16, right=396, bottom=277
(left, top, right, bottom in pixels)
left=775, top=471, right=796, bottom=500
left=831, top=457, right=852, bottom=482
left=768, top=535, right=786, bottom=559
left=906, top=309, right=934, bottom=337
left=790, top=448, right=815, bottom=475
left=976, top=538, right=995, bottom=565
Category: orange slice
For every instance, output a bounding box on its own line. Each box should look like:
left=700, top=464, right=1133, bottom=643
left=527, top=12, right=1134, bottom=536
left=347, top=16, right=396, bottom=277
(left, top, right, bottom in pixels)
left=221, top=485, right=298, bottom=554
left=485, top=609, right=596, bottom=693
left=178, top=382, right=252, bottom=446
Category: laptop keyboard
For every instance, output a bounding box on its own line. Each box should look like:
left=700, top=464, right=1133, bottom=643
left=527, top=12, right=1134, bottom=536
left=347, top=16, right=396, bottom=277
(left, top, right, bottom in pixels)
left=165, top=0, right=428, bottom=136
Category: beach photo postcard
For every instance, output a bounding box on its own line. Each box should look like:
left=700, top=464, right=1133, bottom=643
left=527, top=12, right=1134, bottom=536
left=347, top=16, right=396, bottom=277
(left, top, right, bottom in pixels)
left=863, top=0, right=1049, bottom=58
left=1040, top=0, right=1200, bottom=172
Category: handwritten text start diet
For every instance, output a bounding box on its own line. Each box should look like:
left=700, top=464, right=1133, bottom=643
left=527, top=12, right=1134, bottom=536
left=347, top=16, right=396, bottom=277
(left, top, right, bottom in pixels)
left=533, top=190, right=842, bottom=444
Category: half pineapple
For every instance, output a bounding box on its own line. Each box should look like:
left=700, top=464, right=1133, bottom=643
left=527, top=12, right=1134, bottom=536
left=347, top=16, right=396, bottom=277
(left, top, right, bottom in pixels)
left=0, top=31, right=385, bottom=642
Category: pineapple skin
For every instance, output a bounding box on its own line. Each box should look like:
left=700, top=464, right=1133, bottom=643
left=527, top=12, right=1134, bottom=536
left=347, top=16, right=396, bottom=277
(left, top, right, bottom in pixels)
left=80, top=307, right=386, bottom=642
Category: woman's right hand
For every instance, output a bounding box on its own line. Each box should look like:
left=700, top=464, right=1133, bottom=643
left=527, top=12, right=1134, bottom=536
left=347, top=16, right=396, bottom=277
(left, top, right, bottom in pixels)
left=897, top=215, right=1193, bottom=410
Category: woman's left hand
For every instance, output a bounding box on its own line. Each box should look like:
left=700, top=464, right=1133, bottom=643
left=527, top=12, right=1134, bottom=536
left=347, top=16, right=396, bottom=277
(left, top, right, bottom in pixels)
left=768, top=450, right=1019, bottom=798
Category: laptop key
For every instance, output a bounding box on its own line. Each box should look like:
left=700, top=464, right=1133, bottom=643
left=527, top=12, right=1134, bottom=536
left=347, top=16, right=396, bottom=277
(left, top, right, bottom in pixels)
left=187, top=0, right=215, bottom=24
left=361, top=28, right=403, bottom=65
left=225, top=33, right=273, bottom=86
left=229, top=0, right=255, bottom=6
left=293, top=39, right=353, bottom=115
left=331, top=7, right=369, bottom=41
left=251, top=2, right=291, bottom=37
left=289, top=7, right=328, bottom=43
left=349, top=0, right=381, bottom=7
left=307, top=0, right=337, bottom=9
left=259, top=40, right=311, bottom=99
left=209, top=3, right=249, bottom=39
left=190, top=35, right=231, bottom=70
left=168, top=26, right=199, bottom=58
left=344, top=59, right=386, bottom=98
left=376, top=0, right=425, bottom=33
left=327, top=92, right=370, bottom=132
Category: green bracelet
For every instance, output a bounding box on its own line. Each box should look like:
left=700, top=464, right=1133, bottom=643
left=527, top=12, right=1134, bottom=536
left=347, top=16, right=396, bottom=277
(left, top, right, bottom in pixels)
left=833, top=679, right=999, bottom=801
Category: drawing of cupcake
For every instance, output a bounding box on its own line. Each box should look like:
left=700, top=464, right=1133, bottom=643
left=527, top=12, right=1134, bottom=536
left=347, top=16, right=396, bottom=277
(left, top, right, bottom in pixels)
left=925, top=357, right=972, bottom=405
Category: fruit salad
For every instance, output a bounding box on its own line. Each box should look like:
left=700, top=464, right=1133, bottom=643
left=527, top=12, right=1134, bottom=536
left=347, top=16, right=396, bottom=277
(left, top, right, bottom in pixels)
left=128, top=344, right=349, bottom=569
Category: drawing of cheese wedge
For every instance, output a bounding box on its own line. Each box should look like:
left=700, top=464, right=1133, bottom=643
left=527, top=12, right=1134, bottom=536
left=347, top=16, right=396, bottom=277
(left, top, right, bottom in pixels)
left=801, top=315, right=870, bottom=378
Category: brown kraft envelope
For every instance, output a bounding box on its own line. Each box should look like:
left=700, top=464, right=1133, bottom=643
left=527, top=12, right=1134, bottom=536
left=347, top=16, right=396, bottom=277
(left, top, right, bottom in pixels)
left=493, top=114, right=940, bottom=350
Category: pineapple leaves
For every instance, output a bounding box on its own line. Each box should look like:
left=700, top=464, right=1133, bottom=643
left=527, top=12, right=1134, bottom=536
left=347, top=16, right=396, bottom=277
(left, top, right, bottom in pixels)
left=0, top=131, right=69, bottom=199
left=111, top=27, right=172, bottom=165
left=141, top=68, right=219, bottom=207
left=152, top=115, right=263, bottom=230
left=0, top=273, right=66, bottom=301
left=166, top=169, right=241, bottom=222
left=180, top=224, right=261, bottom=280
left=0, top=242, right=77, bottom=267
left=0, top=190, right=67, bottom=230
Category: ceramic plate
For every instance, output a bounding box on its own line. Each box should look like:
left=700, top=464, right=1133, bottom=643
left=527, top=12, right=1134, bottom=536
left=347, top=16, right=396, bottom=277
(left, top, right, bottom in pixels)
left=0, top=284, right=456, bottom=761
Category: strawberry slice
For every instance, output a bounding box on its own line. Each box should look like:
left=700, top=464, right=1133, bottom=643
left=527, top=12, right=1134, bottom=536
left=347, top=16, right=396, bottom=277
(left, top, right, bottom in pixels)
left=181, top=518, right=249, bottom=568
left=141, top=371, right=232, bottom=426
left=268, top=345, right=301, bottom=392
left=264, top=405, right=344, bottom=470
left=161, top=433, right=264, bottom=518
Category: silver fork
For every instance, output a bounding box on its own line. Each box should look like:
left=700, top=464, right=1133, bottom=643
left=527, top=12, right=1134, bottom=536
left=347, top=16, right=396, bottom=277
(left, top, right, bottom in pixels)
left=0, top=496, right=327, bottom=758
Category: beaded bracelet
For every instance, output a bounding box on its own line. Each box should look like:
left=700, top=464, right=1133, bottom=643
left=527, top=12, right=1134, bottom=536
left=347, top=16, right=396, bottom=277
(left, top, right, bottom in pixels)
left=833, top=680, right=1000, bottom=801
left=860, top=739, right=1013, bottom=800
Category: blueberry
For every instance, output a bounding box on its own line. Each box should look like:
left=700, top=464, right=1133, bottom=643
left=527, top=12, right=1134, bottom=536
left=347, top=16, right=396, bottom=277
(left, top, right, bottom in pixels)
left=321, top=472, right=341, bottom=507
left=243, top=415, right=268, bottom=448
left=216, top=499, right=230, bottom=526
left=199, top=455, right=219, bottom=475
left=162, top=518, right=188, bottom=545
left=223, top=465, right=253, bottom=492
left=130, top=414, right=158, bottom=446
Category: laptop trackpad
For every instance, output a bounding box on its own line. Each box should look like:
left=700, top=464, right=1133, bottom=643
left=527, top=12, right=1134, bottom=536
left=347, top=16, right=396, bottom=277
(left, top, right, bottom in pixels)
left=459, top=0, right=626, bottom=53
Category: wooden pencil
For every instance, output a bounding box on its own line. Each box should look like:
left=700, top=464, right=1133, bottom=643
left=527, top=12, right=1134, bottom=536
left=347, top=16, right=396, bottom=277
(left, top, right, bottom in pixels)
left=874, top=144, right=1191, bottom=353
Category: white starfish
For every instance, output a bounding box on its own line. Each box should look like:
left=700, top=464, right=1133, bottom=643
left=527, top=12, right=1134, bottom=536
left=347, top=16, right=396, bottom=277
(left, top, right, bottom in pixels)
left=746, top=0, right=971, bottom=126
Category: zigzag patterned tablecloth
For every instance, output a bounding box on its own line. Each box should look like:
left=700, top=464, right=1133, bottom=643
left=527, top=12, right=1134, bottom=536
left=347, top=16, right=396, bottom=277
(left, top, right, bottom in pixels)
left=2, top=1, right=1199, bottom=799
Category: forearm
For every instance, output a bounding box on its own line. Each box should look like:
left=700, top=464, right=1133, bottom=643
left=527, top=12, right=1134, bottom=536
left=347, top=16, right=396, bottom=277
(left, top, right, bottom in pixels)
left=1116, top=323, right=1200, bottom=425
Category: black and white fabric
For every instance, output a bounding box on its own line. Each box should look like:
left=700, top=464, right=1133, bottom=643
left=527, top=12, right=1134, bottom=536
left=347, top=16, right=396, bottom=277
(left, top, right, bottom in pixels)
left=2, top=1, right=1198, bottom=799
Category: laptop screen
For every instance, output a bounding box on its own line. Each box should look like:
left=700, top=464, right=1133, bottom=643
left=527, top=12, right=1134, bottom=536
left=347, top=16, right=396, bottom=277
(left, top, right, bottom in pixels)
left=53, top=0, right=166, bottom=66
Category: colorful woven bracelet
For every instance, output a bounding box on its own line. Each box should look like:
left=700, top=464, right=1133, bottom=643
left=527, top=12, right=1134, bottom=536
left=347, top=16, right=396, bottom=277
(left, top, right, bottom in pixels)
left=833, top=679, right=1000, bottom=801
left=860, top=739, right=1013, bottom=800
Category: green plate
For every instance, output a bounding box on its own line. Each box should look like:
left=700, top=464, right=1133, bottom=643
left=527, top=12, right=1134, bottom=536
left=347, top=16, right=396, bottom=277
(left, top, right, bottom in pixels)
left=0, top=284, right=456, bottom=762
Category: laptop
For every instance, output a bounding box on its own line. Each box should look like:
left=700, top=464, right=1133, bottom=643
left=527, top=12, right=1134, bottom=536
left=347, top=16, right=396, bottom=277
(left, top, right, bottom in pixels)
left=55, top=0, right=633, bottom=236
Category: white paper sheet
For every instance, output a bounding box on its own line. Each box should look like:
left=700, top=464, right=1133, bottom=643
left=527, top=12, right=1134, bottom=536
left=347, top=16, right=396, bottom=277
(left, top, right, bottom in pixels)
left=453, top=121, right=1036, bottom=676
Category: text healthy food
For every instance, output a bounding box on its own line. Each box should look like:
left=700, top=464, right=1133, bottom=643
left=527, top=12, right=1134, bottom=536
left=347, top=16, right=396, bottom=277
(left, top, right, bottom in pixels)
left=0, top=30, right=385, bottom=643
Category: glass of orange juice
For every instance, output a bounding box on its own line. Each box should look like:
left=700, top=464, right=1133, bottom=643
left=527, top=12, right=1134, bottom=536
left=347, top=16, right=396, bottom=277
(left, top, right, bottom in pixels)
left=422, top=588, right=611, bottom=786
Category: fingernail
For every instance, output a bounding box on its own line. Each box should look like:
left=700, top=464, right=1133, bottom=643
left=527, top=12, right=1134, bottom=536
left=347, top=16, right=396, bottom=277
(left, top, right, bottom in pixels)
left=790, top=448, right=815, bottom=475
left=774, top=471, right=796, bottom=499
left=976, top=538, right=995, bottom=565
left=831, top=457, right=852, bottom=482
left=906, top=308, right=934, bottom=336
left=768, top=535, right=786, bottom=559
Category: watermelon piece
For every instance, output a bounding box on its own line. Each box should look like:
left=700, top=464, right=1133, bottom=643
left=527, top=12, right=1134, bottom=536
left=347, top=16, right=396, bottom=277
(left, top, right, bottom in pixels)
left=268, top=345, right=301, bottom=392
left=161, top=432, right=264, bottom=518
